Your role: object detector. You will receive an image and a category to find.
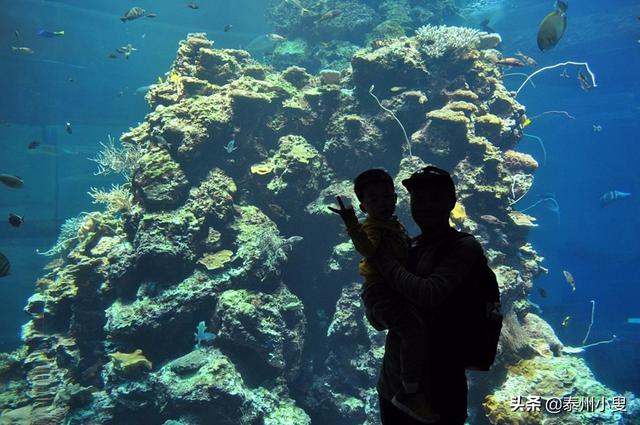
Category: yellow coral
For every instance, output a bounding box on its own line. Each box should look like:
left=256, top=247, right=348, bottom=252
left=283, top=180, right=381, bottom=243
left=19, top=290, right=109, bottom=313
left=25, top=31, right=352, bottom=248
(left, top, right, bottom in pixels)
left=451, top=202, right=467, bottom=222
left=250, top=163, right=273, bottom=175
left=198, top=249, right=234, bottom=271
left=109, top=349, right=152, bottom=376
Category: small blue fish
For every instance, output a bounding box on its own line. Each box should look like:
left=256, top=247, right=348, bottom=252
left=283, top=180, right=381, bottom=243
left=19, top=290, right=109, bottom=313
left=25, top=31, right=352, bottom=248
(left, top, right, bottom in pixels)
left=599, top=190, right=631, bottom=206
left=223, top=139, right=237, bottom=153
left=38, top=30, right=64, bottom=38
left=194, top=321, right=216, bottom=348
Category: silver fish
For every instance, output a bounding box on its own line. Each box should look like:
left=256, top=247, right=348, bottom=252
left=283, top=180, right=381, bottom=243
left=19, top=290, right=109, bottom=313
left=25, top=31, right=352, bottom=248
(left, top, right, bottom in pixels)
left=223, top=139, right=237, bottom=153
left=599, top=190, right=631, bottom=206
left=0, top=174, right=24, bottom=189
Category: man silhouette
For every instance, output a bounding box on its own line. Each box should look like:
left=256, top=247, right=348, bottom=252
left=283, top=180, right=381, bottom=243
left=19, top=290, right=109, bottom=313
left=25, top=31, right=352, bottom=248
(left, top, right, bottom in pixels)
left=367, top=166, right=489, bottom=425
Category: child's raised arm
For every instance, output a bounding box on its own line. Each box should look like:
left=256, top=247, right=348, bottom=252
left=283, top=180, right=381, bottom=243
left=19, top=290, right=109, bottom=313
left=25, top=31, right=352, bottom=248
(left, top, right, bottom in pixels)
left=328, top=195, right=377, bottom=257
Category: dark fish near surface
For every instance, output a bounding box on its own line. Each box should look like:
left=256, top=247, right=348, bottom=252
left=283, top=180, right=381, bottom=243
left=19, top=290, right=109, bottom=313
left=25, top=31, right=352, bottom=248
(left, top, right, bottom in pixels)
left=120, top=6, right=146, bottom=22
left=8, top=214, right=24, bottom=227
left=0, top=253, right=9, bottom=277
left=479, top=18, right=495, bottom=33
left=0, top=174, right=24, bottom=188
left=187, top=3, right=199, bottom=9
left=27, top=140, right=40, bottom=149
left=537, top=0, right=568, bottom=51
left=599, top=190, right=631, bottom=206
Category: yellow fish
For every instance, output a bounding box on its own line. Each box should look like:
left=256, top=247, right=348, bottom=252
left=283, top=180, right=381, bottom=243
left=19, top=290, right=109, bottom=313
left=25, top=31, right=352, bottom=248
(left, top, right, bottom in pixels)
left=537, top=0, right=568, bottom=51
left=562, top=270, right=576, bottom=291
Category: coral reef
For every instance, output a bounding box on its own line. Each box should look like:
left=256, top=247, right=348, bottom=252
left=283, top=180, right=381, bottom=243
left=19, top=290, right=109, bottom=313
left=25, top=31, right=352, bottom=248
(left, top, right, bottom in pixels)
left=1, top=29, right=636, bottom=425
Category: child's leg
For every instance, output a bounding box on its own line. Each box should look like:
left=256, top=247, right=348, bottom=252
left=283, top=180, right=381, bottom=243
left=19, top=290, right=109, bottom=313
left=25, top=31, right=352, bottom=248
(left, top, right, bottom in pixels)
left=393, top=304, right=428, bottom=394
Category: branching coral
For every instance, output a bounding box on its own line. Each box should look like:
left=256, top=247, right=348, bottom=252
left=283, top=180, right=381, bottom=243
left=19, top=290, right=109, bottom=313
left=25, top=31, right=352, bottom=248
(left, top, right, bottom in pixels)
left=36, top=213, right=89, bottom=256
left=414, top=25, right=480, bottom=58
left=90, top=134, right=143, bottom=179
left=88, top=184, right=134, bottom=214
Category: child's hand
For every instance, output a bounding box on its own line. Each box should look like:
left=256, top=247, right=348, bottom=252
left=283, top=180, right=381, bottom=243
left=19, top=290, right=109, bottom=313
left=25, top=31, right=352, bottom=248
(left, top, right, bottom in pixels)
left=327, top=196, right=359, bottom=228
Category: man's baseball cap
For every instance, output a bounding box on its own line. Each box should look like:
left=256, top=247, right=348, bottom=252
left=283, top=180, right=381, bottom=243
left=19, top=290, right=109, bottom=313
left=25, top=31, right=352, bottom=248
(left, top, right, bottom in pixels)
left=401, top=166, right=456, bottom=199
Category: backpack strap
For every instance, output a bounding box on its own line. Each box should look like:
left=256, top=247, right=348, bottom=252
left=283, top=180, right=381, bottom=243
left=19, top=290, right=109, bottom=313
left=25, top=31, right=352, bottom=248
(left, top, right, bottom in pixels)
left=432, top=230, right=473, bottom=266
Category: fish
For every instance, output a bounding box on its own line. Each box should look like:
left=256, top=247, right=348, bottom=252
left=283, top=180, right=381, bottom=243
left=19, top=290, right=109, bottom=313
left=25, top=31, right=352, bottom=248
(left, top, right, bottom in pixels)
left=108, top=53, right=117, bottom=59
left=494, top=58, right=525, bottom=67
left=480, top=215, right=507, bottom=226
left=518, top=114, right=532, bottom=128
left=65, top=122, right=73, bottom=134
left=223, top=139, right=237, bottom=153
left=0, top=253, right=9, bottom=277
left=599, top=190, right=631, bottom=206
left=27, top=140, right=41, bottom=150
left=316, top=9, right=341, bottom=24
left=14, top=30, right=20, bottom=40
left=268, top=204, right=290, bottom=222
left=8, top=214, right=24, bottom=228
left=37, top=30, right=64, bottom=38
left=187, top=3, right=199, bottom=9
left=145, top=12, right=157, bottom=18
left=479, top=18, right=495, bottom=33
left=246, top=34, right=285, bottom=55
left=288, top=236, right=303, bottom=243
left=592, top=124, right=602, bottom=132
left=116, top=44, right=137, bottom=59
left=134, top=84, right=156, bottom=95
left=560, top=68, right=570, bottom=78
left=390, top=86, right=407, bottom=93
left=194, top=321, right=216, bottom=348
left=120, top=7, right=146, bottom=22
left=267, top=34, right=286, bottom=42
left=515, top=50, right=538, bottom=67
left=538, top=287, right=548, bottom=298
left=537, top=0, right=568, bottom=51
left=577, top=71, right=592, bottom=91
left=561, top=315, right=571, bottom=327
left=11, top=46, right=34, bottom=54
left=0, top=174, right=24, bottom=189
left=223, top=24, right=233, bottom=32
left=562, top=270, right=576, bottom=291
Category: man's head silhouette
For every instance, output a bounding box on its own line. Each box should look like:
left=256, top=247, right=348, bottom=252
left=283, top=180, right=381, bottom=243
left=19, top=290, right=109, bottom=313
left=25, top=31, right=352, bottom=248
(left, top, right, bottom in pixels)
left=402, top=166, right=456, bottom=232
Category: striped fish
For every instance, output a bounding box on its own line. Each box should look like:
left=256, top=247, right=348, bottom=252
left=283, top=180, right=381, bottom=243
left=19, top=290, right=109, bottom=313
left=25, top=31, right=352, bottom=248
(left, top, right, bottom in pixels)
left=0, top=253, right=9, bottom=277
left=120, top=6, right=146, bottom=22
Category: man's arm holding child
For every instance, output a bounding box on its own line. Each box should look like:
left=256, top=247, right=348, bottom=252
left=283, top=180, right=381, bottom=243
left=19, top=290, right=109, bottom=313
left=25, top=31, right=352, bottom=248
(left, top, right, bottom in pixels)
left=370, top=236, right=483, bottom=309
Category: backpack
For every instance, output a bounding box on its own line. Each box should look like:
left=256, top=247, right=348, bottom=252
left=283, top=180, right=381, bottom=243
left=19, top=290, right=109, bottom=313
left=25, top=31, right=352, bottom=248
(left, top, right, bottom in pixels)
left=431, top=231, right=503, bottom=371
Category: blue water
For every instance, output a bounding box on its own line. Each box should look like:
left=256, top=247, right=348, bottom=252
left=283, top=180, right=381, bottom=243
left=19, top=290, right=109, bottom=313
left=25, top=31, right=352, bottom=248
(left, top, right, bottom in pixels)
left=1, top=0, right=639, bottom=412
